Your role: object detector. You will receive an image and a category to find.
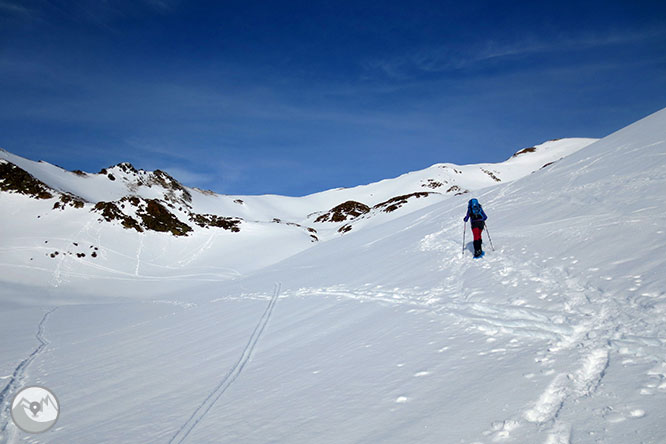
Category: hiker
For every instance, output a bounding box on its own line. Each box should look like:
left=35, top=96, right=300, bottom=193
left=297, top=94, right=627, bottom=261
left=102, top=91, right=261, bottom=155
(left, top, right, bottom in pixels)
left=464, top=198, right=488, bottom=258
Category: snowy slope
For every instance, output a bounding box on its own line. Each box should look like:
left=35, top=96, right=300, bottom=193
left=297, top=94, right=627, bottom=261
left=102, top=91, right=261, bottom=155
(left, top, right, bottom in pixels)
left=1, top=109, right=665, bottom=444
left=206, top=109, right=666, bottom=442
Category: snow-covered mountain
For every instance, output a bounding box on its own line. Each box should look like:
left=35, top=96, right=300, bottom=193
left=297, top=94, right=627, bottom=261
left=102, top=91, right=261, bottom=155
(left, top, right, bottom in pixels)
left=1, top=108, right=665, bottom=444
left=0, top=137, right=595, bottom=230
left=0, top=138, right=594, bottom=299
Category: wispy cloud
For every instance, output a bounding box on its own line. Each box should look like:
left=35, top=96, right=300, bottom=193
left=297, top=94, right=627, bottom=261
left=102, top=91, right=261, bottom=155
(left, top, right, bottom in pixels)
left=156, top=166, right=215, bottom=187
left=125, top=138, right=199, bottom=162
left=141, top=0, right=178, bottom=13
left=0, top=0, right=33, bottom=16
left=3, top=0, right=180, bottom=29
left=365, top=27, right=666, bottom=79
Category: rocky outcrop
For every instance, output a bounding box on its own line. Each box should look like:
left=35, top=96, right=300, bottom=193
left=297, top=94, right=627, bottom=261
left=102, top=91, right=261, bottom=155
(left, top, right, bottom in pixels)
left=373, top=192, right=433, bottom=213
left=53, top=194, right=85, bottom=210
left=189, top=213, right=241, bottom=232
left=0, top=160, right=54, bottom=199
left=93, top=197, right=192, bottom=236
left=512, top=146, right=536, bottom=157
left=93, top=195, right=246, bottom=236
left=315, top=201, right=371, bottom=223
left=421, top=179, right=444, bottom=189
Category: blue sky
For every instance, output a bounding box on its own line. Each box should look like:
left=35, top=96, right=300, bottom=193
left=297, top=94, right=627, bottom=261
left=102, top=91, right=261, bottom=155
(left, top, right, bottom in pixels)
left=1, top=0, right=665, bottom=196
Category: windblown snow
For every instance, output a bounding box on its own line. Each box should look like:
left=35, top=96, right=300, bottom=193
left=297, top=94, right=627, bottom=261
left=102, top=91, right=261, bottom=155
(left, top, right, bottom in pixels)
left=0, top=109, right=665, bottom=443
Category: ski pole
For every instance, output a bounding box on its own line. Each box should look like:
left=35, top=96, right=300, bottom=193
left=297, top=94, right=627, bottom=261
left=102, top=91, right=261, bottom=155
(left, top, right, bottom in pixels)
left=484, top=223, right=495, bottom=251
left=462, top=220, right=466, bottom=256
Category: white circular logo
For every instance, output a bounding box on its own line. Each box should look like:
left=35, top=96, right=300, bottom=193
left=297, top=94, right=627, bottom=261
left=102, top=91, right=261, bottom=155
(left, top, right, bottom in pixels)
left=11, top=386, right=60, bottom=434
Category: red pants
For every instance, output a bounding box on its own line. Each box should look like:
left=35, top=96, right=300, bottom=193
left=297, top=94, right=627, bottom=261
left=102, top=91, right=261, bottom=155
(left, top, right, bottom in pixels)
left=472, top=227, right=483, bottom=241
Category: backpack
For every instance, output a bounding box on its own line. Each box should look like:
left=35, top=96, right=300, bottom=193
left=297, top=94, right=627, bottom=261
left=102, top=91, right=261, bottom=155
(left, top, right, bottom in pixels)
left=468, top=199, right=482, bottom=218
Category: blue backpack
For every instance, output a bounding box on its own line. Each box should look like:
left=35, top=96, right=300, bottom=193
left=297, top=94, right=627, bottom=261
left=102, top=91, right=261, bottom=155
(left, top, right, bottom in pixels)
left=468, top=199, right=483, bottom=218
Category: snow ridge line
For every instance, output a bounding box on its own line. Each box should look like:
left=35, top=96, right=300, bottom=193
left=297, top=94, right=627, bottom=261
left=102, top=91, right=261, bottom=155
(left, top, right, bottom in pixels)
left=168, top=283, right=281, bottom=444
left=0, top=307, right=58, bottom=435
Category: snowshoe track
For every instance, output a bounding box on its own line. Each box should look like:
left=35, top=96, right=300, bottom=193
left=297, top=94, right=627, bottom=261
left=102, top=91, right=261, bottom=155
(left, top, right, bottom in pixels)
left=169, top=283, right=281, bottom=444
left=0, top=307, right=57, bottom=438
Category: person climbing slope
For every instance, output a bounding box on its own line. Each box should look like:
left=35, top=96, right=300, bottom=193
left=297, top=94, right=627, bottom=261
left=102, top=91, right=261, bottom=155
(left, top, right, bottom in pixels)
left=464, top=198, right=488, bottom=258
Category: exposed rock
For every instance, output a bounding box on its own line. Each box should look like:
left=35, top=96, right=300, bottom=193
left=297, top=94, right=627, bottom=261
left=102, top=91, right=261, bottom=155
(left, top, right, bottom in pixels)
left=422, top=179, right=444, bottom=189
left=373, top=192, right=432, bottom=213
left=481, top=168, right=501, bottom=182
left=273, top=218, right=318, bottom=238
left=445, top=185, right=470, bottom=195
left=512, top=146, right=537, bottom=157
left=315, top=201, right=371, bottom=223
left=96, top=163, right=193, bottom=209
left=93, top=200, right=144, bottom=233
left=189, top=213, right=241, bottom=232
left=137, top=199, right=192, bottom=236
left=115, top=162, right=139, bottom=175
left=53, top=194, right=85, bottom=210
left=93, top=194, right=248, bottom=236
left=0, top=161, right=54, bottom=199
left=438, top=166, right=462, bottom=174
left=150, top=170, right=192, bottom=205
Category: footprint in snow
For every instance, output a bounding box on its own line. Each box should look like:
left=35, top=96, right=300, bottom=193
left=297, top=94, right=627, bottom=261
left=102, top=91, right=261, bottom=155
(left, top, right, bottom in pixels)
left=602, top=406, right=646, bottom=423
left=485, top=419, right=520, bottom=440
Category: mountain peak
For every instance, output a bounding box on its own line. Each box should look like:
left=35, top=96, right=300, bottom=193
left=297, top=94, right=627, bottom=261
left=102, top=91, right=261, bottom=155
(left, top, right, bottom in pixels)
left=101, top=162, right=141, bottom=175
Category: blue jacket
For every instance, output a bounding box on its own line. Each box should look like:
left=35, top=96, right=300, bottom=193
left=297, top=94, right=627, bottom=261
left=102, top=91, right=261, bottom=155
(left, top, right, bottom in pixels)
left=464, top=207, right=487, bottom=222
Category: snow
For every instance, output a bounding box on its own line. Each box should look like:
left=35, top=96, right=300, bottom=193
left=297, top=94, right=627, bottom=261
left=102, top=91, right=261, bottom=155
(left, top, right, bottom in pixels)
left=0, top=108, right=665, bottom=443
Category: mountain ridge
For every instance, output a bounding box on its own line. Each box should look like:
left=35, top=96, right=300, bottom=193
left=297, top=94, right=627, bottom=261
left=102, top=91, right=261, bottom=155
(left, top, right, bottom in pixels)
left=0, top=138, right=596, bottom=239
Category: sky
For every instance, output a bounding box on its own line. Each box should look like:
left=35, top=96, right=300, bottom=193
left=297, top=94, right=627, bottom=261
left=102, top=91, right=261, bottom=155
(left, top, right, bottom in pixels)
left=1, top=0, right=665, bottom=196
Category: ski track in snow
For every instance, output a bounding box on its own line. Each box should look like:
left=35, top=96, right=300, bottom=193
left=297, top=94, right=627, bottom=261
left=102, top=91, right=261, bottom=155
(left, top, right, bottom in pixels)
left=177, top=232, right=217, bottom=267
left=49, top=220, right=94, bottom=288
left=4, top=223, right=241, bottom=289
left=0, top=307, right=58, bottom=440
left=169, top=283, right=281, bottom=444
left=134, top=233, right=144, bottom=276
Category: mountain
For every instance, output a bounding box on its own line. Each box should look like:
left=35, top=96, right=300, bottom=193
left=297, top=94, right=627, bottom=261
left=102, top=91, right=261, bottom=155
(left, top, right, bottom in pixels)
left=0, top=138, right=594, bottom=300
left=1, top=108, right=665, bottom=443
